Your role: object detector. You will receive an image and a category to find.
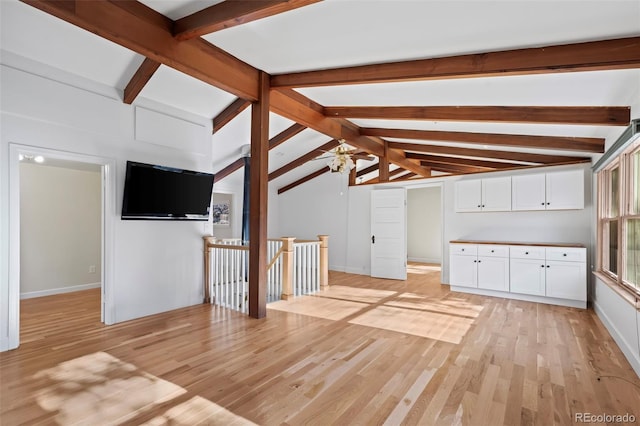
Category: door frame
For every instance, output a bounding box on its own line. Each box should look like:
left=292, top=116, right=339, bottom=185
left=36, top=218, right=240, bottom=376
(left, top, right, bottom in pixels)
left=6, top=143, right=116, bottom=351
left=403, top=181, right=445, bottom=283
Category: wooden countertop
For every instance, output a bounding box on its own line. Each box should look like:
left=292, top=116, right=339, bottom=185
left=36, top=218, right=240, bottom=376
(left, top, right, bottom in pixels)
left=450, top=240, right=586, bottom=248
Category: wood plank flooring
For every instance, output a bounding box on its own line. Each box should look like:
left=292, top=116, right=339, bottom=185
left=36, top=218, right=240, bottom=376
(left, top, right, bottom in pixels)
left=2, top=264, right=639, bottom=425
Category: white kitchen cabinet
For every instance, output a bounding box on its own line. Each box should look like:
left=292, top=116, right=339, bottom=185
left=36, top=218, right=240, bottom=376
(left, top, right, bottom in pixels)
left=512, top=169, right=584, bottom=211
left=455, top=176, right=511, bottom=212
left=450, top=241, right=587, bottom=308
left=510, top=258, right=546, bottom=296
left=449, top=244, right=508, bottom=291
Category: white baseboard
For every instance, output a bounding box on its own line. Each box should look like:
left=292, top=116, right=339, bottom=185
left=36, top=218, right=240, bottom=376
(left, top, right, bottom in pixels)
left=343, top=266, right=370, bottom=276
left=408, top=257, right=441, bottom=264
left=593, top=300, right=640, bottom=378
left=21, top=282, right=101, bottom=299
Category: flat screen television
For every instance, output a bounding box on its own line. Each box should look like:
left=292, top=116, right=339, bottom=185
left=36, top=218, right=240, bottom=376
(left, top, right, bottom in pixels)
left=121, top=161, right=214, bottom=220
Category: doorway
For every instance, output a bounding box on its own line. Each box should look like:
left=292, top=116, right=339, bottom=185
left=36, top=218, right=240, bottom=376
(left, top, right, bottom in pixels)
left=407, top=184, right=443, bottom=279
left=6, top=144, right=116, bottom=351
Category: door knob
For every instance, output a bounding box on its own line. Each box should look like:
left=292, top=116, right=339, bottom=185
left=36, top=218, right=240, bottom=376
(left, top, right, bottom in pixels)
left=371, top=235, right=375, bottom=244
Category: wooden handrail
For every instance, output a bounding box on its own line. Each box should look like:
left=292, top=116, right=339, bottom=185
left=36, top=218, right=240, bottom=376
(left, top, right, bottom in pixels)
left=267, top=246, right=284, bottom=271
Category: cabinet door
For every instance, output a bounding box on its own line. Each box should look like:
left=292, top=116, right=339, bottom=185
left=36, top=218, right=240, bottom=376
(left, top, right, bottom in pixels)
left=545, top=260, right=586, bottom=301
left=510, top=258, right=546, bottom=296
left=512, top=174, right=546, bottom=211
left=455, top=180, right=482, bottom=212
left=477, top=256, right=509, bottom=291
left=481, top=177, right=512, bottom=211
left=545, top=169, right=584, bottom=210
left=450, top=255, right=478, bottom=288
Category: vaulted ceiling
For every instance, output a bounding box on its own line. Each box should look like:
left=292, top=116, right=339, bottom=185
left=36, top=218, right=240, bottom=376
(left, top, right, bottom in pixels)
left=2, top=0, right=639, bottom=193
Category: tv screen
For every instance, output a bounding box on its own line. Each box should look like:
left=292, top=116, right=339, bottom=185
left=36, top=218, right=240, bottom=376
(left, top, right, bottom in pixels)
left=121, top=161, right=214, bottom=220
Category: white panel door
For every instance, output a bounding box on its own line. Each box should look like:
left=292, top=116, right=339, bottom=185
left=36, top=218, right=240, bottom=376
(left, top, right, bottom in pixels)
left=455, top=180, right=482, bottom=212
left=512, top=173, right=546, bottom=211
left=481, top=176, right=512, bottom=211
left=545, top=169, right=584, bottom=210
left=370, top=188, right=407, bottom=280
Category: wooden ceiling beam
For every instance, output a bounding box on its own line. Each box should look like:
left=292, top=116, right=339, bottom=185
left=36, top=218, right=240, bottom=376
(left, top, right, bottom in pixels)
left=22, top=0, right=260, bottom=100
left=173, top=0, right=322, bottom=41
left=404, top=152, right=522, bottom=169
left=389, top=142, right=591, bottom=164
left=419, top=161, right=485, bottom=174
left=356, top=163, right=379, bottom=178
left=325, top=106, right=630, bottom=126
left=271, top=36, right=640, bottom=88
left=278, top=167, right=329, bottom=194
left=269, top=123, right=307, bottom=150
left=212, top=98, right=252, bottom=133
left=123, top=58, right=161, bottom=104
left=214, top=158, right=245, bottom=182
left=360, top=127, right=605, bottom=153
left=269, top=139, right=340, bottom=181
left=363, top=167, right=409, bottom=185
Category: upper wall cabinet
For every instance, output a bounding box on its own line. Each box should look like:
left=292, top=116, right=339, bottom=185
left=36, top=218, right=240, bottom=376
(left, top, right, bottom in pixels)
left=455, top=176, right=511, bottom=212
left=512, top=169, right=584, bottom=211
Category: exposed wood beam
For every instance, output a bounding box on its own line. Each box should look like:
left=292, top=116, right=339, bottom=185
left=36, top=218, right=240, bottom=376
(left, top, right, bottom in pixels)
left=361, top=167, right=407, bottom=185
left=271, top=36, right=640, bottom=88
left=361, top=127, right=605, bottom=153
left=212, top=98, right=252, bottom=133
left=214, top=158, right=245, bottom=181
left=325, top=106, right=630, bottom=126
left=269, top=123, right=307, bottom=150
left=213, top=124, right=308, bottom=182
left=379, top=141, right=390, bottom=182
left=270, top=90, right=432, bottom=176
left=278, top=167, right=329, bottom=194
left=248, top=72, right=270, bottom=319
left=419, top=161, right=485, bottom=174
left=123, top=58, right=160, bottom=104
left=349, top=167, right=356, bottom=186
left=404, top=153, right=522, bottom=169
left=389, top=142, right=591, bottom=164
left=356, top=163, right=380, bottom=178
left=269, top=139, right=339, bottom=181
left=173, top=0, right=321, bottom=41
left=22, top=0, right=260, bottom=100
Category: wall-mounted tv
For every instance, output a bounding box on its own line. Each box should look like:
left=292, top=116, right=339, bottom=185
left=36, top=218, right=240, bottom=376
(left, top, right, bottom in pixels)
left=121, top=161, right=214, bottom=221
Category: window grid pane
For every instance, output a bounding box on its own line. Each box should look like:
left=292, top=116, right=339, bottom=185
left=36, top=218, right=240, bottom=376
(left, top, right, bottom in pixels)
left=610, top=167, right=620, bottom=217
left=624, top=218, right=639, bottom=289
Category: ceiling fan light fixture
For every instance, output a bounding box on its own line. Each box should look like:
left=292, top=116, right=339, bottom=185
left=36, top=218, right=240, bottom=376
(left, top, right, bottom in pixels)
left=327, top=139, right=356, bottom=174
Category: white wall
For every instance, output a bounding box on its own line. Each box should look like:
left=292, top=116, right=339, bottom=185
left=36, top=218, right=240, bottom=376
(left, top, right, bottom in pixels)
left=407, top=186, right=442, bottom=264
left=1, top=56, right=214, bottom=349
left=20, top=163, right=101, bottom=297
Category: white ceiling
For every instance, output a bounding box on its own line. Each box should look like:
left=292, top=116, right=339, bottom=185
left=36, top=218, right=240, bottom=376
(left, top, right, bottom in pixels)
left=1, top=0, right=639, bottom=190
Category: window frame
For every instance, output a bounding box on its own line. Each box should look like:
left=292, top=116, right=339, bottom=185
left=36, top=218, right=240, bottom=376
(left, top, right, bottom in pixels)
left=597, top=139, right=640, bottom=297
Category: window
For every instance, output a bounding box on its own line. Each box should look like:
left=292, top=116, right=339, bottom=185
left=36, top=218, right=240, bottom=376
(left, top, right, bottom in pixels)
left=597, top=141, right=640, bottom=295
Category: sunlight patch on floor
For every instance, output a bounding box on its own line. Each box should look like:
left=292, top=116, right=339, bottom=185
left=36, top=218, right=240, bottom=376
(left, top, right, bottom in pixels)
left=407, top=263, right=441, bottom=274
left=313, top=285, right=397, bottom=303
left=34, top=352, right=254, bottom=425
left=385, top=293, right=483, bottom=319
left=268, top=295, right=368, bottom=321
left=142, top=396, right=257, bottom=426
left=348, top=305, right=475, bottom=344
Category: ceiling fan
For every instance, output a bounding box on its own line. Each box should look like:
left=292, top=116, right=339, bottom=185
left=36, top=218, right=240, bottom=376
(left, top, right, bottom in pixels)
left=316, top=139, right=375, bottom=173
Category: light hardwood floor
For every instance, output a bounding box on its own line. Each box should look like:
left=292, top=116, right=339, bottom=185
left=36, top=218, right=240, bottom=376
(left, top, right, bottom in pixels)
left=2, top=264, right=639, bottom=425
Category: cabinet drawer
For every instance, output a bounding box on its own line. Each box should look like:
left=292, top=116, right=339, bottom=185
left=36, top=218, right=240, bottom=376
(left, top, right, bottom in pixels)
left=477, top=245, right=509, bottom=257
left=510, top=246, right=545, bottom=260
left=450, top=244, right=477, bottom=256
left=545, top=247, right=586, bottom=262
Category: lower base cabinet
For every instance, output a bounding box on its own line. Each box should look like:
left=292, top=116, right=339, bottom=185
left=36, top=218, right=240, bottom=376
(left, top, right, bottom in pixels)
left=450, top=242, right=586, bottom=308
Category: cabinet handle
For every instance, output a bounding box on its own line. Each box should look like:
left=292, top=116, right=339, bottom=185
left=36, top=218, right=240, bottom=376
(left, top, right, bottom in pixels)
left=541, top=202, right=545, bottom=205
left=478, top=260, right=481, bottom=263
left=525, top=251, right=529, bottom=255
left=473, top=260, right=476, bottom=263
left=477, top=204, right=481, bottom=208
left=563, top=253, right=567, bottom=257
left=546, top=265, right=550, bottom=268
left=541, top=265, right=545, bottom=267
left=547, top=202, right=550, bottom=205
left=482, top=205, right=485, bottom=208
left=461, top=248, right=465, bottom=252
left=491, top=250, right=495, bottom=253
